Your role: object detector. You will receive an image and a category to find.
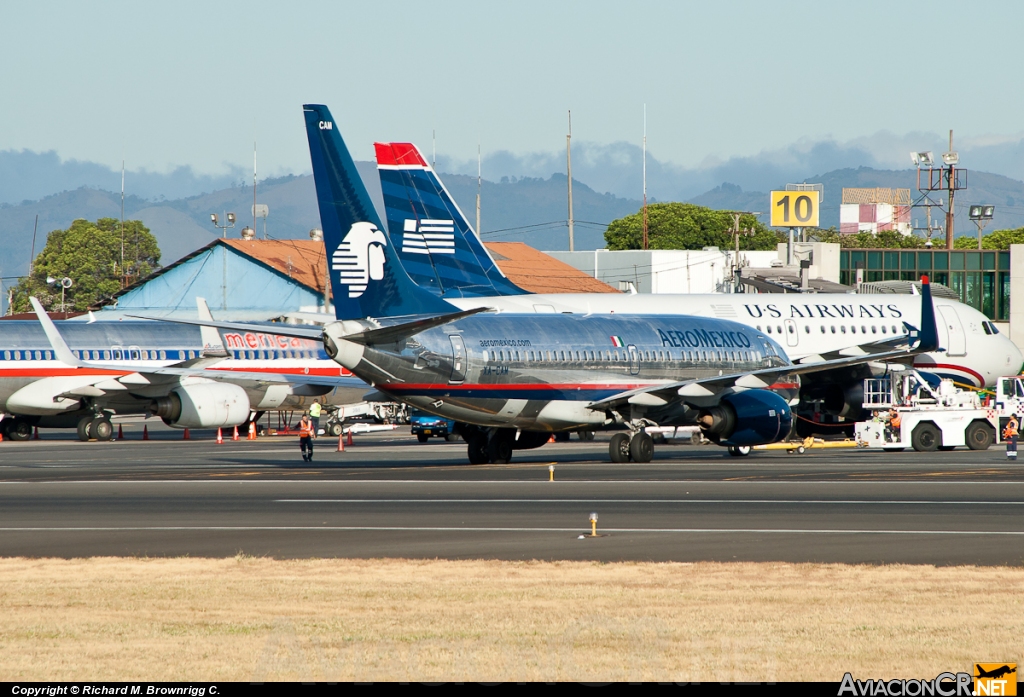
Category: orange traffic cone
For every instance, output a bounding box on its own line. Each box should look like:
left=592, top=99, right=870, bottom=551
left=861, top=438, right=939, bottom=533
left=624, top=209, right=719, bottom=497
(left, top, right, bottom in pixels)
left=337, top=430, right=345, bottom=452
left=183, top=428, right=190, bottom=440
left=548, top=434, right=556, bottom=443
left=346, top=430, right=354, bottom=447
left=248, top=422, right=256, bottom=440
left=33, top=427, right=40, bottom=440
left=143, top=425, right=149, bottom=441
left=232, top=425, right=239, bottom=441
left=0, top=429, right=4, bottom=442
left=216, top=428, right=223, bottom=444
left=117, top=424, right=124, bottom=440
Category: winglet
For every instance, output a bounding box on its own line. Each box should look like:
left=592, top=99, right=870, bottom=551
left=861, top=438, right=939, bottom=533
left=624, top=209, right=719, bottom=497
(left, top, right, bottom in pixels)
left=196, top=297, right=229, bottom=357
left=916, top=275, right=939, bottom=352
left=29, top=297, right=81, bottom=366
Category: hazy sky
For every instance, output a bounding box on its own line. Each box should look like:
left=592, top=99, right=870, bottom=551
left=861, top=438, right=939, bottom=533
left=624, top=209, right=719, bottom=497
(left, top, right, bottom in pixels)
left=4, top=0, right=1023, bottom=179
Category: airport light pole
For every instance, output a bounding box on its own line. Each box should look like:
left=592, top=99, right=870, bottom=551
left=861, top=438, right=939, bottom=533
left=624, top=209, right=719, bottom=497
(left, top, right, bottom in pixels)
left=46, top=276, right=73, bottom=319
left=210, top=212, right=236, bottom=238
left=969, top=205, right=994, bottom=250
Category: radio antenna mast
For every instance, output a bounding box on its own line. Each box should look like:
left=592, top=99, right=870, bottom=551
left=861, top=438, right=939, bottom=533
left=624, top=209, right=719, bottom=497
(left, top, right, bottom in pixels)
left=475, top=143, right=481, bottom=234
left=567, top=110, right=574, bottom=252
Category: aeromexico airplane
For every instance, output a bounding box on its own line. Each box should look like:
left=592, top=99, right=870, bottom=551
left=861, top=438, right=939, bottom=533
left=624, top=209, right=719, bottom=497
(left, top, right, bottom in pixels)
left=150, top=103, right=940, bottom=464
left=0, top=300, right=366, bottom=441
left=374, top=141, right=1022, bottom=425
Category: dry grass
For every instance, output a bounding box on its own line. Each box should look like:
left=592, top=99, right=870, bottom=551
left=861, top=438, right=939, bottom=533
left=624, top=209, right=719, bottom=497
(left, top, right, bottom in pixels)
left=0, top=557, right=1021, bottom=682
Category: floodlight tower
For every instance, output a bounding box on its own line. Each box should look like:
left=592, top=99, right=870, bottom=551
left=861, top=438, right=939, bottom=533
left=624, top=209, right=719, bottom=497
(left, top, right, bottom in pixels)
left=969, top=205, right=995, bottom=250
left=210, top=212, right=237, bottom=238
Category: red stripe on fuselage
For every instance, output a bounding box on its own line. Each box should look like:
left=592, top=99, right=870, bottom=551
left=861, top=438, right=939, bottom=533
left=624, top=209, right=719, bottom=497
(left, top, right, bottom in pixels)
left=913, top=361, right=984, bottom=386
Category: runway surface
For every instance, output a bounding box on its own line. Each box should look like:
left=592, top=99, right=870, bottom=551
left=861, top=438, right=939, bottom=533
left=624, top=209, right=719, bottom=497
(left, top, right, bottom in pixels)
left=2, top=427, right=1024, bottom=564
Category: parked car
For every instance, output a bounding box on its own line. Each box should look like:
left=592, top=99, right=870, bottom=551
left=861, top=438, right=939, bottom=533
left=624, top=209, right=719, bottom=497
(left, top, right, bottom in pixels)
left=410, top=409, right=458, bottom=443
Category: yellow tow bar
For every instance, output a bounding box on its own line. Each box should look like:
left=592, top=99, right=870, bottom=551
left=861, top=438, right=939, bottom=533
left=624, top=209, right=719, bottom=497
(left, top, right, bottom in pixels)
left=753, top=437, right=860, bottom=454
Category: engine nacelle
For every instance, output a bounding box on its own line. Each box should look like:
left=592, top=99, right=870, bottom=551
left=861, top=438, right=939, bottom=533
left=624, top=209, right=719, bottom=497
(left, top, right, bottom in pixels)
left=823, top=382, right=865, bottom=419
left=698, top=389, right=792, bottom=447
left=152, top=383, right=249, bottom=429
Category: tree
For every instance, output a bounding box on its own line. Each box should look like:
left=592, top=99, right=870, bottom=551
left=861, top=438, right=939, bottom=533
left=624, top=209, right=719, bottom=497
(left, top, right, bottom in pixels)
left=11, top=218, right=160, bottom=313
left=953, top=227, right=1024, bottom=249
left=604, top=202, right=782, bottom=251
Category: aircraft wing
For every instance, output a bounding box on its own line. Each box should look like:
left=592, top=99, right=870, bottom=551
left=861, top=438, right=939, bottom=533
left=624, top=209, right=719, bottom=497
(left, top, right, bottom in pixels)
left=587, top=344, right=924, bottom=411
left=791, top=321, right=923, bottom=364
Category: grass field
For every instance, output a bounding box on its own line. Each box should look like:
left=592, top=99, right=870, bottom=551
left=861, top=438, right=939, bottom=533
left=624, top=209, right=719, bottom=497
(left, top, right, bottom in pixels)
left=0, top=557, right=1021, bottom=682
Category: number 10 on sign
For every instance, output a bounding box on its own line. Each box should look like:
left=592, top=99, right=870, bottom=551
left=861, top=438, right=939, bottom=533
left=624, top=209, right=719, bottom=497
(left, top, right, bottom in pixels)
left=770, top=191, right=819, bottom=227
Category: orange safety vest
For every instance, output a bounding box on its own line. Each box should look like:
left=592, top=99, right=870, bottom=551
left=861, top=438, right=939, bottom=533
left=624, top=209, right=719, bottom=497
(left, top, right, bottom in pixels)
left=1005, top=418, right=1019, bottom=439
left=299, top=420, right=312, bottom=438
left=890, top=412, right=901, bottom=429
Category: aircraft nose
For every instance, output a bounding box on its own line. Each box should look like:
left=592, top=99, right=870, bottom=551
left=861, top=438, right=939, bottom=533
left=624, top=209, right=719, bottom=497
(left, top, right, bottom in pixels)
left=1004, top=334, right=1024, bottom=374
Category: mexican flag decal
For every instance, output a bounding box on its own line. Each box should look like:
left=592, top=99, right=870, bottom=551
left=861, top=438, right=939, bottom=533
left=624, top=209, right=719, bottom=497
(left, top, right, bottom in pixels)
left=610, top=336, right=624, bottom=347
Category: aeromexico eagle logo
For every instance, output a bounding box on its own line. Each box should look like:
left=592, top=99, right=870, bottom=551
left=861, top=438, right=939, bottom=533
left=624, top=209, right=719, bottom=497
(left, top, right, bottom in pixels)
left=332, top=222, right=387, bottom=298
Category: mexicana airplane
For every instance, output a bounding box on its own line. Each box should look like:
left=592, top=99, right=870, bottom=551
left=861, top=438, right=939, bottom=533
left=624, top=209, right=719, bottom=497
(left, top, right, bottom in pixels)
left=146, top=104, right=940, bottom=465
left=2, top=299, right=367, bottom=441
left=373, top=141, right=1022, bottom=422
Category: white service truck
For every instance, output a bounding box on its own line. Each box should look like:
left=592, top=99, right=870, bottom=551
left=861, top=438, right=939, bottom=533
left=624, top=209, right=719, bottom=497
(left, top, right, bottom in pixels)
left=855, top=367, right=1000, bottom=452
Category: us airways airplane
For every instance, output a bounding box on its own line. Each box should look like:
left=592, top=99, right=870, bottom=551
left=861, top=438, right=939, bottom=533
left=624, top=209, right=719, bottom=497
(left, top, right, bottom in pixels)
left=374, top=141, right=1022, bottom=420
left=149, top=104, right=939, bottom=465
left=0, top=305, right=367, bottom=441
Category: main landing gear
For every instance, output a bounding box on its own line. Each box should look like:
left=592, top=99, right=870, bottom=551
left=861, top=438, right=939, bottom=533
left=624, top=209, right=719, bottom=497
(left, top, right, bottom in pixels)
left=76, top=414, right=113, bottom=442
left=608, top=429, right=654, bottom=463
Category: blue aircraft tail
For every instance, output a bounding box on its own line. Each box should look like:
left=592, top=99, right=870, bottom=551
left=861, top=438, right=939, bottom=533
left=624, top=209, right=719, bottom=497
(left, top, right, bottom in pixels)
left=375, top=142, right=527, bottom=298
left=302, top=105, right=455, bottom=320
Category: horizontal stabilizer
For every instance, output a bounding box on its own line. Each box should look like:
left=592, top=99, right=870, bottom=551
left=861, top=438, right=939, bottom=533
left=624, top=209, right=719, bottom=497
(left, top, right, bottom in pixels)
left=341, top=307, right=494, bottom=345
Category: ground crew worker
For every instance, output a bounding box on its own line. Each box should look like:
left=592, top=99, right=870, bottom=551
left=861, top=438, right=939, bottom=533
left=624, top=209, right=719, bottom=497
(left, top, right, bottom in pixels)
left=309, top=401, right=322, bottom=438
left=299, top=414, right=314, bottom=462
left=1004, top=413, right=1019, bottom=461
left=886, top=408, right=902, bottom=443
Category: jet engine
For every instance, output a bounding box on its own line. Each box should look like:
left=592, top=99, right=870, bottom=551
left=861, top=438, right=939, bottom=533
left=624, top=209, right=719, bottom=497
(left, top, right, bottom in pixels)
left=151, top=383, right=249, bottom=429
left=822, top=382, right=865, bottom=419
left=697, top=390, right=792, bottom=446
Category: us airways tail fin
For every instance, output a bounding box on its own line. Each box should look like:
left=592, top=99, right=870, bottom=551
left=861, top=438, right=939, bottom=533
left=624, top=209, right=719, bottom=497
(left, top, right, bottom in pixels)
left=375, top=142, right=527, bottom=298
left=302, top=105, right=455, bottom=320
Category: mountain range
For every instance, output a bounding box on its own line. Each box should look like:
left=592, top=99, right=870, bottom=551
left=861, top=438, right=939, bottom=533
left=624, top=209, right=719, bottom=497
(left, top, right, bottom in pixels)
left=3, top=156, right=1024, bottom=285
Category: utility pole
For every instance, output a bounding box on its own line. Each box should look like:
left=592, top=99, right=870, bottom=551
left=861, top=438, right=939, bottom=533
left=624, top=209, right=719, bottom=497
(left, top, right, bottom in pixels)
left=475, top=144, right=481, bottom=235
left=945, top=130, right=956, bottom=249
left=253, top=139, right=258, bottom=238
left=566, top=111, right=574, bottom=252
left=642, top=104, right=648, bottom=251
left=120, top=161, right=125, bottom=287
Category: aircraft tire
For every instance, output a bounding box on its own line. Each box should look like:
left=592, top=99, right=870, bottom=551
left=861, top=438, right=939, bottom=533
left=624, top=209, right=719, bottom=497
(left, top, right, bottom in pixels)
left=445, top=433, right=460, bottom=442
left=77, top=417, right=93, bottom=442
left=609, top=433, right=630, bottom=463
left=911, top=423, right=941, bottom=452
left=727, top=445, right=751, bottom=457
left=629, top=432, right=654, bottom=463
left=578, top=430, right=595, bottom=441
left=7, top=419, right=32, bottom=442
left=326, top=422, right=343, bottom=437
left=467, top=436, right=489, bottom=465
left=90, top=417, right=113, bottom=442
left=487, top=437, right=513, bottom=464
left=965, top=421, right=994, bottom=451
